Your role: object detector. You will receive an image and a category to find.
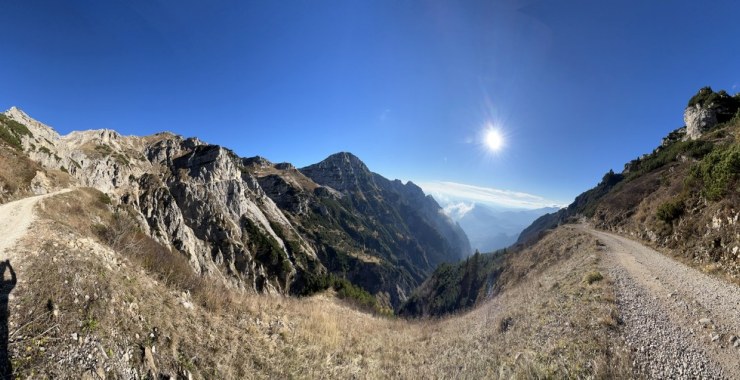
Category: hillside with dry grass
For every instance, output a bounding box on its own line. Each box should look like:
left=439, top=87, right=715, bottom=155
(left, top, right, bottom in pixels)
left=519, top=87, right=740, bottom=285
left=4, top=188, right=629, bottom=378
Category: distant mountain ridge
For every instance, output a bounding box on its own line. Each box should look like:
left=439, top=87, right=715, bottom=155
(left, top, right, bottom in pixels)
left=453, top=203, right=559, bottom=252
left=0, top=107, right=470, bottom=309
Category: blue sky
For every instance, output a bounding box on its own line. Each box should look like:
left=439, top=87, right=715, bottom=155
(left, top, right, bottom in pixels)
left=3, top=0, right=740, bottom=208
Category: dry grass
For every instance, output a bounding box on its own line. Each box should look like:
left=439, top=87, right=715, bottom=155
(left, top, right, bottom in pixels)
left=8, top=191, right=631, bottom=378
left=0, top=146, right=42, bottom=202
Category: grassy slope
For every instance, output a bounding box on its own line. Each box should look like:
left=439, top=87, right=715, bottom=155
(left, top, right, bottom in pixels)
left=0, top=146, right=41, bottom=203
left=590, top=118, right=740, bottom=284
left=0, top=145, right=72, bottom=205
left=9, top=189, right=629, bottom=378
left=517, top=88, right=740, bottom=287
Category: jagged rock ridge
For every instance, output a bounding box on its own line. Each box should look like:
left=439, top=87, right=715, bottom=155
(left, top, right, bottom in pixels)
left=0, top=108, right=470, bottom=309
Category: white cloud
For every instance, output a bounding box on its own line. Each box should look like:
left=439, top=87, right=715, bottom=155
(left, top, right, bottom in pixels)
left=442, top=202, right=475, bottom=220
left=419, top=181, right=567, bottom=210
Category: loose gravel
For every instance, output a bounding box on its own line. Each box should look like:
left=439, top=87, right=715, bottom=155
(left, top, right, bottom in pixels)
left=584, top=227, right=740, bottom=379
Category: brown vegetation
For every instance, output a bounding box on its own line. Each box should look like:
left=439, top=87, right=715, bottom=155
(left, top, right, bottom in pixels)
left=0, top=146, right=42, bottom=203
left=10, top=191, right=630, bottom=378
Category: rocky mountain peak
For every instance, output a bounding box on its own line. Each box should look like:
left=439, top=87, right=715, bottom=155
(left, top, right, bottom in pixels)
left=314, top=152, right=370, bottom=172
left=242, top=156, right=273, bottom=168
left=6, top=106, right=26, bottom=118
left=299, top=152, right=374, bottom=193
left=3, top=106, right=60, bottom=143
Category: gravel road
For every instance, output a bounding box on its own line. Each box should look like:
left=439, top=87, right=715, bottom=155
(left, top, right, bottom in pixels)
left=0, top=190, right=71, bottom=261
left=583, top=226, right=740, bottom=379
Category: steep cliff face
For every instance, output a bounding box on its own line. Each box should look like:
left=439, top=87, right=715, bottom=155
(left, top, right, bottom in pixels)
left=2, top=107, right=322, bottom=294
left=684, top=104, right=718, bottom=140
left=243, top=152, right=471, bottom=307
left=1, top=108, right=469, bottom=309
left=129, top=142, right=324, bottom=294
left=301, top=152, right=471, bottom=264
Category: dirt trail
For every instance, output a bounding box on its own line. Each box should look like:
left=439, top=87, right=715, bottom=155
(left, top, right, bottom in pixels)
left=582, top=226, right=740, bottom=378
left=0, top=190, right=72, bottom=262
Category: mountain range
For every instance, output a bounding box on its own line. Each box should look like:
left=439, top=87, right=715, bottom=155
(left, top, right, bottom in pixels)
left=448, top=203, right=559, bottom=252
left=0, top=107, right=470, bottom=310
left=1, top=87, right=739, bottom=377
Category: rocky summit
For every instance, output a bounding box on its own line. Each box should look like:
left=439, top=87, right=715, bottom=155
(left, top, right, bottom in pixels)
left=0, top=107, right=469, bottom=310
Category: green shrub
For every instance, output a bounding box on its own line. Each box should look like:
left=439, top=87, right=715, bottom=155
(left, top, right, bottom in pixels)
left=627, top=140, right=714, bottom=181
left=98, top=193, right=112, bottom=205
left=242, top=218, right=285, bottom=274
left=332, top=276, right=378, bottom=310
left=95, top=144, right=113, bottom=155
left=694, top=144, right=740, bottom=200
left=400, top=250, right=506, bottom=317
left=0, top=114, right=32, bottom=150
left=656, top=199, right=684, bottom=223
left=688, top=86, right=719, bottom=108
left=583, top=272, right=603, bottom=284
left=294, top=272, right=383, bottom=313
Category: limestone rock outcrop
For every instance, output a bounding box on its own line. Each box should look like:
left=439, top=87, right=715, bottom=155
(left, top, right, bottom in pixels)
left=1, top=108, right=470, bottom=308
left=683, top=87, right=740, bottom=140
left=684, top=104, right=717, bottom=140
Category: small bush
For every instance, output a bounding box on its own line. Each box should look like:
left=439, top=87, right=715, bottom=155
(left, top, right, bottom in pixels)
left=627, top=140, right=714, bottom=181
left=498, top=316, right=513, bottom=333
left=98, top=193, right=112, bottom=205
left=294, top=272, right=384, bottom=313
left=693, top=144, right=740, bottom=200
left=583, top=271, right=603, bottom=284
left=95, top=144, right=113, bottom=155
left=656, top=199, right=684, bottom=223
left=688, top=86, right=718, bottom=108
left=332, top=277, right=378, bottom=310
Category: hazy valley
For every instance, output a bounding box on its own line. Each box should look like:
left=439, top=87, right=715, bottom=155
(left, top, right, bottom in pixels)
left=448, top=203, right=559, bottom=252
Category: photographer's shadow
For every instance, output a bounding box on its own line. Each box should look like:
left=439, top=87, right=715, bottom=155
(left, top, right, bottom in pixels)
left=0, top=260, right=16, bottom=379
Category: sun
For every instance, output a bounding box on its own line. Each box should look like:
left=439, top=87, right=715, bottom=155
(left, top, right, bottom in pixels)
left=484, top=129, right=504, bottom=151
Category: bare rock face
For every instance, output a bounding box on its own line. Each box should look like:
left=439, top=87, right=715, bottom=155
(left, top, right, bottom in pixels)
left=683, top=87, right=740, bottom=140
left=126, top=142, right=324, bottom=294
left=2, top=107, right=470, bottom=309
left=3, top=107, right=323, bottom=295
left=684, top=104, right=717, bottom=140
left=294, top=152, right=471, bottom=307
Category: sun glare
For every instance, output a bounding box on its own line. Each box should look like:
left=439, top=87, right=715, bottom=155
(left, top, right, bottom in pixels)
left=484, top=129, right=503, bottom=152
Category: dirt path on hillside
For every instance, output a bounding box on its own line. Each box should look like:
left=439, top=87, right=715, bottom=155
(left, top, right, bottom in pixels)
left=582, top=226, right=740, bottom=378
left=0, top=190, right=72, bottom=262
